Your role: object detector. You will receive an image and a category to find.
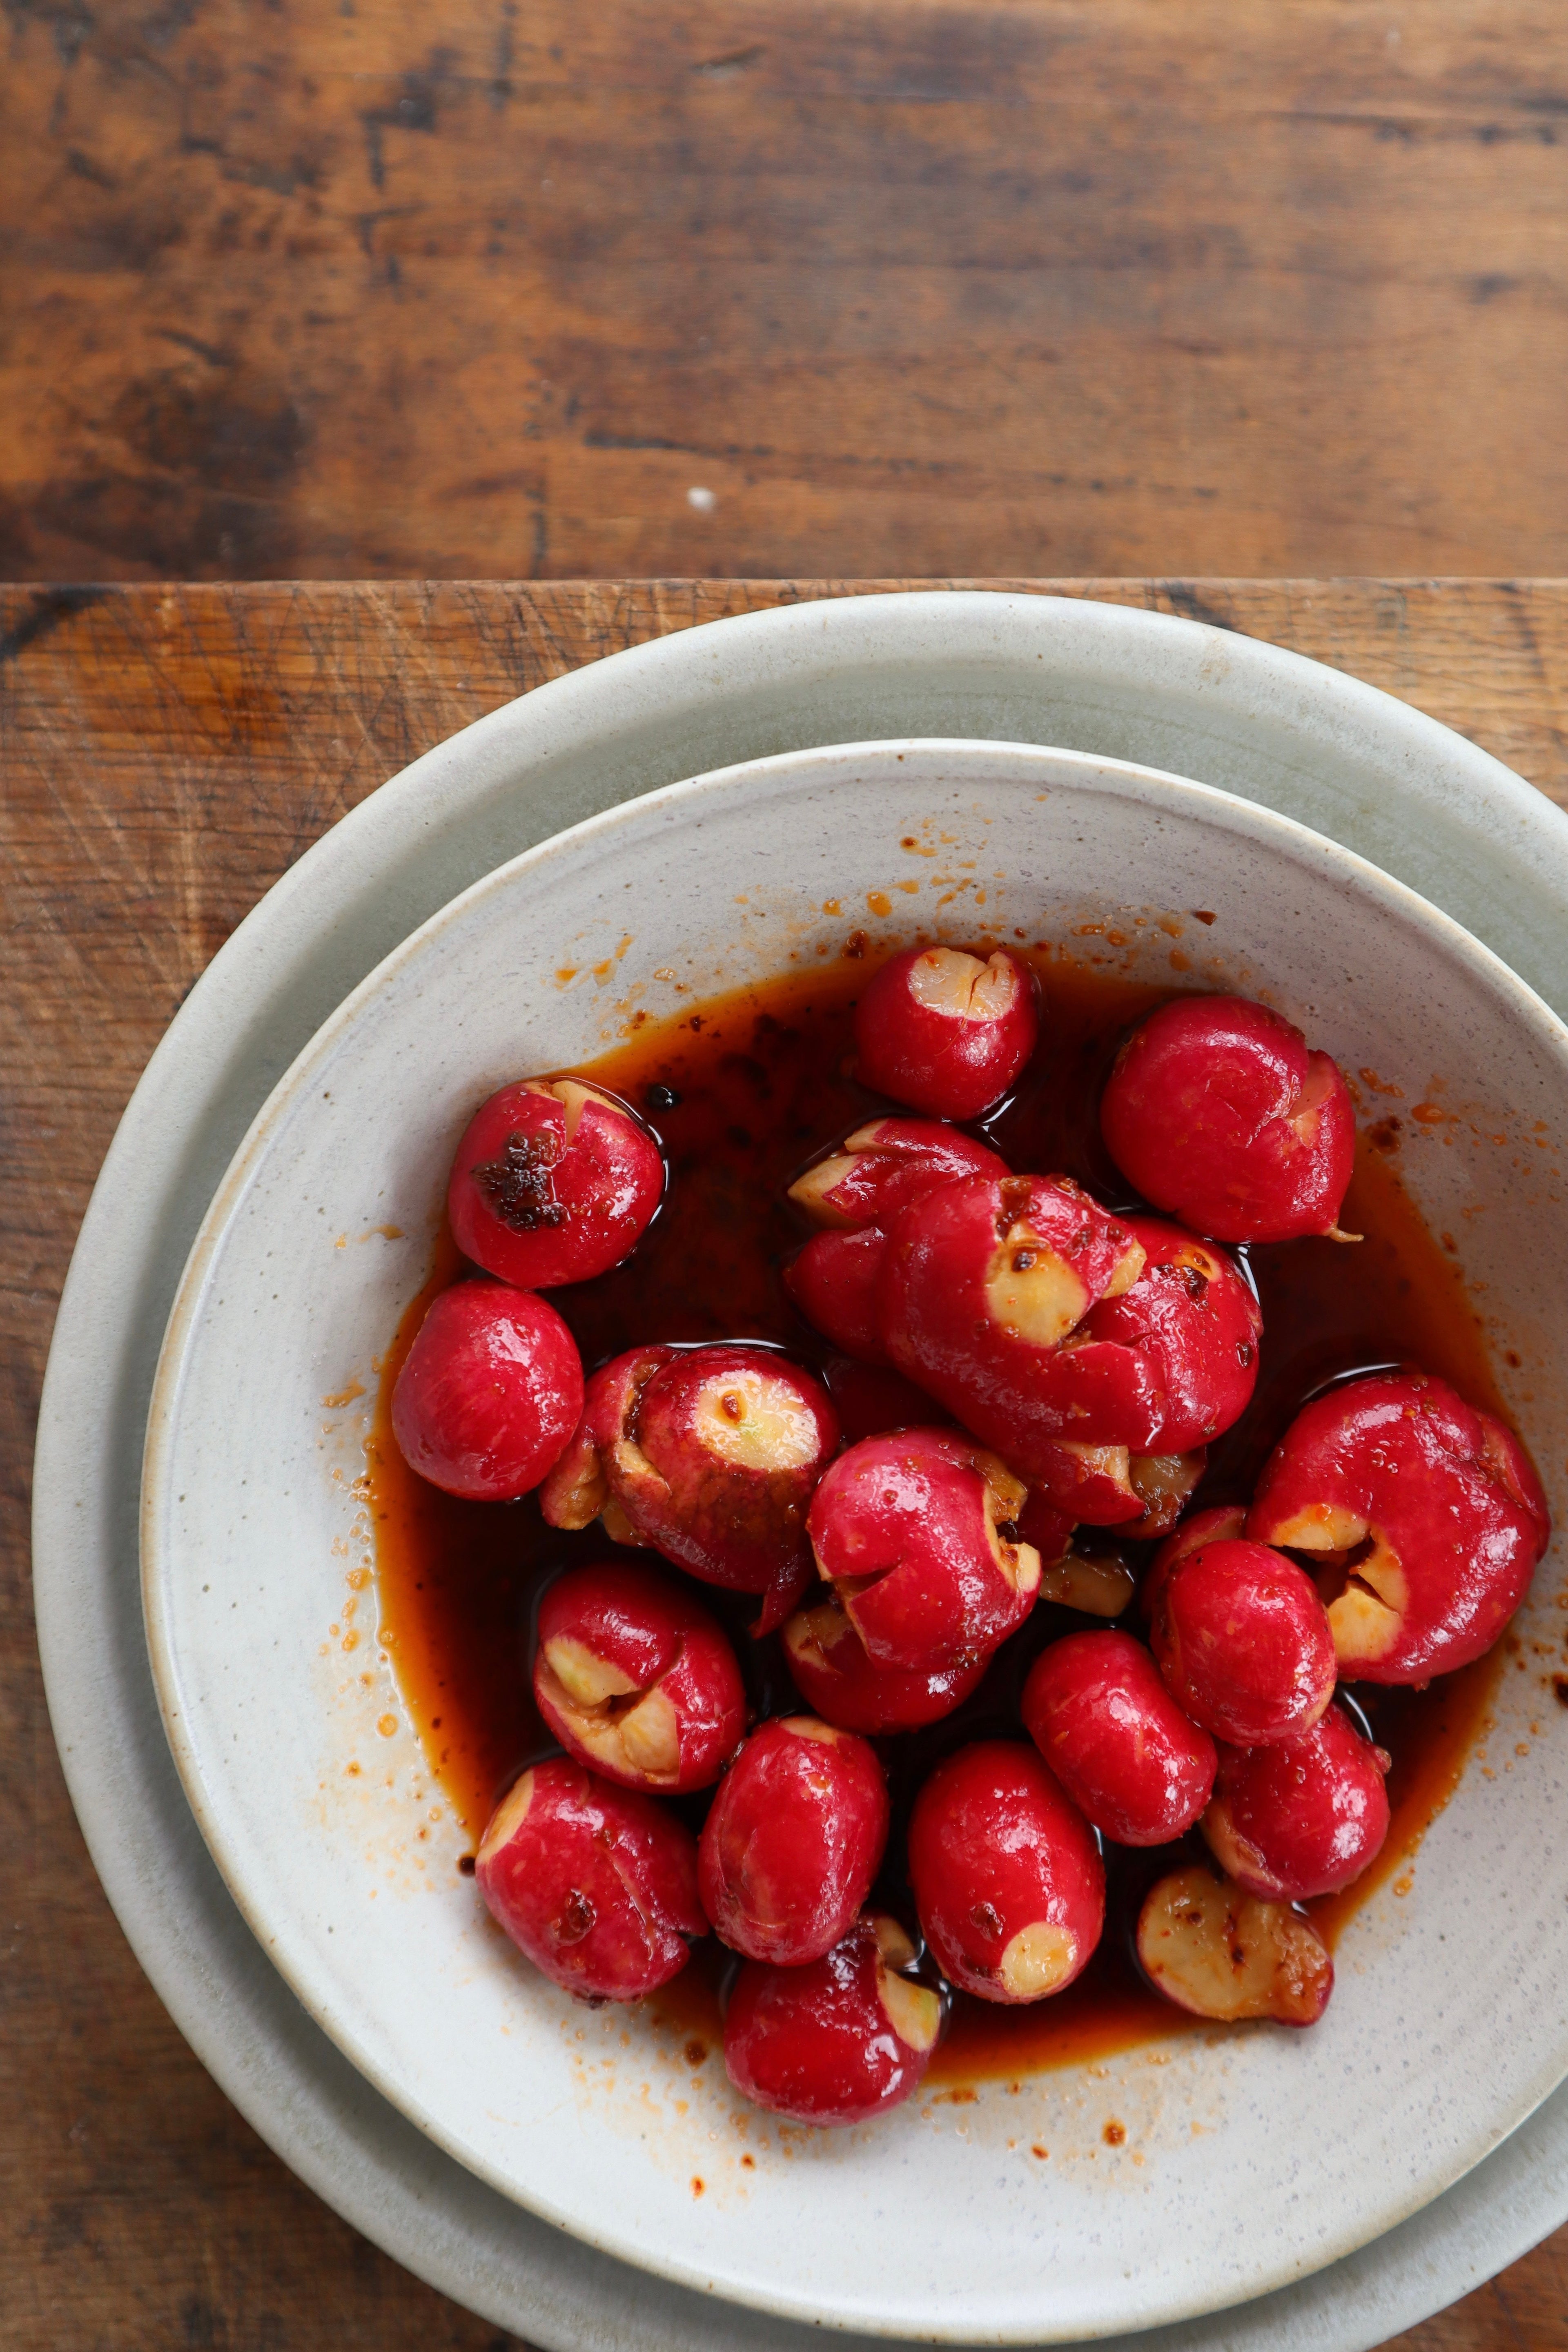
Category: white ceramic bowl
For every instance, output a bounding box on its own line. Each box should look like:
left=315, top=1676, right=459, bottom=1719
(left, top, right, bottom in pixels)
left=142, top=737, right=1568, bottom=2341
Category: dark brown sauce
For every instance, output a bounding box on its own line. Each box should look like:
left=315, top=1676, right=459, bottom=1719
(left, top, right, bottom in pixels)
left=367, top=951, right=1507, bottom=2082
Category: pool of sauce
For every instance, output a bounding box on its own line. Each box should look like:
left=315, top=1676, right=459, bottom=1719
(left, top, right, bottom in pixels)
left=367, top=948, right=1508, bottom=2081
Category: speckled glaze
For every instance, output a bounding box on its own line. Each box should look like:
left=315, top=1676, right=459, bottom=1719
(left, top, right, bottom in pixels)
left=33, top=592, right=1568, bottom=2352
left=140, top=737, right=1568, bottom=2343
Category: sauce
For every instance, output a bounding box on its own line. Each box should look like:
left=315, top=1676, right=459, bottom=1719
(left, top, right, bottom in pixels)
left=367, top=951, right=1506, bottom=2080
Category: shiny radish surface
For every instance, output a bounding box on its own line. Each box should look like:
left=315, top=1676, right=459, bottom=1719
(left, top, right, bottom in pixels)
left=1100, top=994, right=1355, bottom=1244
left=853, top=945, right=1039, bottom=1119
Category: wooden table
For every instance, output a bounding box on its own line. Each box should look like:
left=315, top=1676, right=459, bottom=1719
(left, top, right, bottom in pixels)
left=7, top=577, right=1568, bottom=2351
left=5, top=3, right=1568, bottom=584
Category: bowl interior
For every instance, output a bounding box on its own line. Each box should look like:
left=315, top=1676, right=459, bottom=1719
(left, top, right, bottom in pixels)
left=143, top=740, right=1568, bottom=2343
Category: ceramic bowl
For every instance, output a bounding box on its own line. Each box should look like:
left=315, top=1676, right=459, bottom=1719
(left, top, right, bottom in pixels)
left=141, top=737, right=1568, bottom=2344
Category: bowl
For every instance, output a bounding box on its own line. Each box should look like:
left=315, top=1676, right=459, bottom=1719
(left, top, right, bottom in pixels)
left=141, top=736, right=1568, bottom=2343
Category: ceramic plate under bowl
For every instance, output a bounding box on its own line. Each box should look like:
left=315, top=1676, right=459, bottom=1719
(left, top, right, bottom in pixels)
left=141, top=738, right=1568, bottom=2343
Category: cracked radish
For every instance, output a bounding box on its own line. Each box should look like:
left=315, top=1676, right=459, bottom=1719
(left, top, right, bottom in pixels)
left=782, top=1590, right=988, bottom=1735
left=807, top=1428, right=1041, bottom=1673
left=785, top=1118, right=1007, bottom=1363
left=475, top=1758, right=704, bottom=2001
left=1247, top=1370, right=1549, bottom=1683
left=877, top=1172, right=1147, bottom=1468
left=532, top=1562, right=746, bottom=1793
left=449, top=1076, right=664, bottom=1286
left=853, top=945, right=1038, bottom=1118
left=1100, top=993, right=1356, bottom=1243
left=1136, top=1864, right=1333, bottom=2025
left=723, top=1912, right=941, bottom=2125
left=788, top=1115, right=1008, bottom=1229
left=1202, top=1705, right=1391, bottom=1901
left=988, top=1219, right=1261, bottom=1519
left=540, top=1342, right=839, bottom=1632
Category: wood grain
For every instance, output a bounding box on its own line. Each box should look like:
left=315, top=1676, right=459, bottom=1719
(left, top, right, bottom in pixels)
left=4, top=2, right=1568, bottom=582
left=6, top=578, right=1568, bottom=2351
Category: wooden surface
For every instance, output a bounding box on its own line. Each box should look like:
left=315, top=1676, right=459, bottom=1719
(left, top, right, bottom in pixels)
left=4, top=2, right=1568, bottom=583
left=5, top=576, right=1568, bottom=2349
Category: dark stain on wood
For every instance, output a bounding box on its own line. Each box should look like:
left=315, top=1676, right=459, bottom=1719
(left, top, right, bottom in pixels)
left=0, top=582, right=105, bottom=665
left=3, top=4, right=1567, bottom=581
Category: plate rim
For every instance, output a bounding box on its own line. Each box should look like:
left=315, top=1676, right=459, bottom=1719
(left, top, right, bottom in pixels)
left=34, top=588, right=1568, bottom=2352
left=142, top=730, right=1568, bottom=2341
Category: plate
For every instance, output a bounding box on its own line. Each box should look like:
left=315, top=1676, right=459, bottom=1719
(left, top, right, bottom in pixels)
left=34, top=590, right=1568, bottom=2350
left=143, top=736, right=1568, bottom=2341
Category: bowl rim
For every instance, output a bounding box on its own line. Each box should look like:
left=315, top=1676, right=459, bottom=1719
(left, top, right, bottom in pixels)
left=140, top=730, right=1568, bottom=2343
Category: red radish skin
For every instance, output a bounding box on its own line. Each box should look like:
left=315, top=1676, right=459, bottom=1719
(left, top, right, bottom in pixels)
left=878, top=1173, right=1147, bottom=1471
left=788, top=1116, right=1009, bottom=1229
left=698, top=1716, right=890, bottom=1966
left=1022, top=1439, right=1147, bottom=1528
left=1151, top=1538, right=1337, bottom=1746
left=974, top=1218, right=1261, bottom=1487
left=1100, top=994, right=1356, bottom=1243
left=853, top=945, right=1039, bottom=1120
left=782, top=1593, right=988, bottom=1735
left=1203, top=1706, right=1392, bottom=1901
left=907, top=1742, right=1105, bottom=2003
left=449, top=1077, right=664, bottom=1287
left=1022, top=1631, right=1217, bottom=1846
left=1048, top=1218, right=1262, bottom=1451
left=390, top=1281, right=584, bottom=1501
left=1020, top=1437, right=1207, bottom=1534
left=475, top=1758, right=704, bottom=2001
left=539, top=1342, right=839, bottom=1632
left=1017, top=1483, right=1076, bottom=1567
left=1143, top=1504, right=1247, bottom=1624
left=532, top=1562, right=747, bottom=1794
left=784, top=1227, right=890, bottom=1363
left=1247, top=1370, right=1550, bottom=1684
left=723, top=1912, right=941, bottom=2125
left=808, top=1428, right=1040, bottom=1674
left=538, top=1343, right=669, bottom=1539
left=786, top=1119, right=1008, bottom=1363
